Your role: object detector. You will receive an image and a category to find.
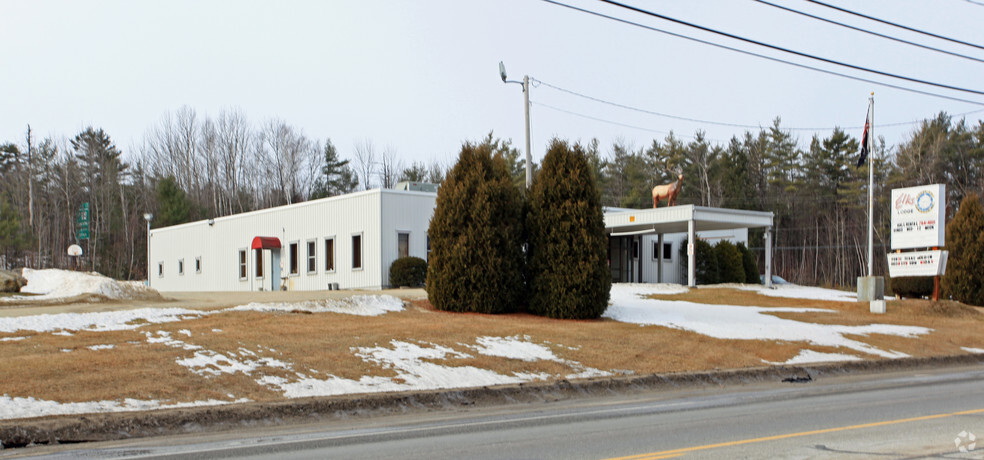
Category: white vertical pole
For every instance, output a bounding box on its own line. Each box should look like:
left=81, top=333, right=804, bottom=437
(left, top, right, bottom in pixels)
left=765, top=227, right=773, bottom=289
left=687, top=219, right=696, bottom=287
left=523, top=75, right=532, bottom=189
left=867, top=93, right=874, bottom=277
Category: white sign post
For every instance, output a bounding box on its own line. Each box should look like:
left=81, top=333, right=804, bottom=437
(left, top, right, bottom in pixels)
left=888, top=184, right=947, bottom=301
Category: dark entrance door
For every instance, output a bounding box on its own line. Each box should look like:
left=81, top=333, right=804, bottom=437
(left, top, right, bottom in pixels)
left=608, top=236, right=633, bottom=283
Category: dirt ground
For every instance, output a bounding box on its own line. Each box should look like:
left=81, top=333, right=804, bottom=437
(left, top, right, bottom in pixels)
left=1, top=286, right=983, bottom=449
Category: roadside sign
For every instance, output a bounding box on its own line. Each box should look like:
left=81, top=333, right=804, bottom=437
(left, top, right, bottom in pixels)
left=76, top=202, right=90, bottom=240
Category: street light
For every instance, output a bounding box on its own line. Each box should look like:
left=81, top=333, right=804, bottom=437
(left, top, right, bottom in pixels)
left=499, top=61, right=532, bottom=189
left=144, top=213, right=153, bottom=286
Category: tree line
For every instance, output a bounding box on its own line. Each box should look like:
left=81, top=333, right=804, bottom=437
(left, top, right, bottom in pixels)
left=2, top=108, right=982, bottom=289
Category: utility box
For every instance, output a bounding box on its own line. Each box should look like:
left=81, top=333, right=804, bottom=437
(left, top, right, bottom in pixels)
left=857, top=276, right=884, bottom=302
left=870, top=299, right=887, bottom=314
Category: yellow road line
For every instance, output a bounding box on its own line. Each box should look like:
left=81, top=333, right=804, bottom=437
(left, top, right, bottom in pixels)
left=605, top=407, right=984, bottom=460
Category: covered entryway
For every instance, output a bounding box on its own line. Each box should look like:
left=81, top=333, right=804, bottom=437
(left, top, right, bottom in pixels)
left=605, top=205, right=775, bottom=288
left=251, top=236, right=282, bottom=291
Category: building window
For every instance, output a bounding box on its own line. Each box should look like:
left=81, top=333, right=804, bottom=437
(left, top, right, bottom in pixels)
left=255, top=250, right=263, bottom=278
left=663, top=242, right=672, bottom=260
left=632, top=241, right=639, bottom=259
left=352, top=234, right=363, bottom=270
left=398, top=232, right=409, bottom=259
left=307, top=240, right=317, bottom=274
left=238, top=250, right=247, bottom=280
left=178, top=259, right=185, bottom=275
left=325, top=237, right=335, bottom=272
left=195, top=256, right=202, bottom=274
left=158, top=262, right=164, bottom=278
left=289, top=242, right=299, bottom=275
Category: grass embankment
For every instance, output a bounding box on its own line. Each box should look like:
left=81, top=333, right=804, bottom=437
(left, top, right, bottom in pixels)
left=1, top=289, right=981, bottom=407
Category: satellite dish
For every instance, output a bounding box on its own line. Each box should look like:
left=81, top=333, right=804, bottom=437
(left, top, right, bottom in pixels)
left=499, top=61, right=507, bottom=83
left=67, top=244, right=83, bottom=257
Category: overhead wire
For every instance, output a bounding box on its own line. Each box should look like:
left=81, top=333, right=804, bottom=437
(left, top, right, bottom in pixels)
left=532, top=77, right=984, bottom=131
left=597, top=0, right=984, bottom=96
left=807, top=0, right=984, bottom=51
left=540, top=0, right=984, bottom=106
left=752, top=0, right=984, bottom=64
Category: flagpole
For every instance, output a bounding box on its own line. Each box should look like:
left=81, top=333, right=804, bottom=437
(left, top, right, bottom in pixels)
left=867, top=93, right=874, bottom=277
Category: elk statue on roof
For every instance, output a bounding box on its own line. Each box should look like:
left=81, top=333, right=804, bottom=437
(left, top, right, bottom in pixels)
left=652, top=170, right=684, bottom=208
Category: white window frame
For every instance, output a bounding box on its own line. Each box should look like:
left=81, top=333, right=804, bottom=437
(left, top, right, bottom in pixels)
left=238, top=249, right=248, bottom=281
left=288, top=241, right=300, bottom=276
left=195, top=256, right=202, bottom=274
left=157, top=261, right=164, bottom=278
left=397, top=230, right=410, bottom=259
left=352, top=232, right=363, bottom=271
left=306, top=239, right=317, bottom=275
left=324, top=236, right=336, bottom=273
left=178, top=258, right=185, bottom=276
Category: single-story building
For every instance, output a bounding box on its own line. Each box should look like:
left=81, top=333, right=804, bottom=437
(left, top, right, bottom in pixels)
left=148, top=188, right=436, bottom=292
left=148, top=188, right=774, bottom=292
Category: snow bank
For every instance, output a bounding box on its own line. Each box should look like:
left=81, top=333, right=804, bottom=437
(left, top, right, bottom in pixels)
left=604, top=284, right=929, bottom=358
left=0, top=395, right=246, bottom=420
left=962, top=347, right=984, bottom=354
left=2, top=268, right=157, bottom=301
left=228, top=295, right=404, bottom=316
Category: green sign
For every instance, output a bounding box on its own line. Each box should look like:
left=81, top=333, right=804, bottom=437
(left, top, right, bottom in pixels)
left=76, top=202, right=90, bottom=240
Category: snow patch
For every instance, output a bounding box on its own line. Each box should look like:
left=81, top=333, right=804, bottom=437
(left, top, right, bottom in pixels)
left=961, top=347, right=984, bottom=354
left=604, top=284, right=929, bottom=359
left=738, top=283, right=857, bottom=301
left=0, top=308, right=204, bottom=334
left=229, top=295, right=404, bottom=316
left=0, top=336, right=27, bottom=342
left=768, top=349, right=862, bottom=365
left=86, top=344, right=115, bottom=351
left=0, top=395, right=248, bottom=420
left=471, top=336, right=559, bottom=362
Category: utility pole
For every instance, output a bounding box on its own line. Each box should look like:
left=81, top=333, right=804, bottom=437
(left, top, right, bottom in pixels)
left=523, top=75, right=531, bottom=189
left=500, top=62, right=533, bottom=189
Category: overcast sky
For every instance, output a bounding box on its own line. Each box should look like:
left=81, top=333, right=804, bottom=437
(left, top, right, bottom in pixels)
left=3, top=0, right=983, bottom=169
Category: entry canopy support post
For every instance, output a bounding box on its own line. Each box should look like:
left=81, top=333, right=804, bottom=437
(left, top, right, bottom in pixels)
left=687, top=219, right=696, bottom=287
left=765, top=226, right=773, bottom=289
left=657, top=233, right=664, bottom=283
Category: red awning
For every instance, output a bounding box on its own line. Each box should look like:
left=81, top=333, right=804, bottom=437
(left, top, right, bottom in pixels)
left=251, top=236, right=282, bottom=250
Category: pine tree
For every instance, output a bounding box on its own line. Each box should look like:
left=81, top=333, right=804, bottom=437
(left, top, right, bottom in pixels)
left=310, top=140, right=358, bottom=199
left=941, top=194, right=984, bottom=306
left=425, top=142, right=525, bottom=314
left=526, top=139, right=611, bottom=319
left=737, top=242, right=759, bottom=284
left=156, top=176, right=193, bottom=227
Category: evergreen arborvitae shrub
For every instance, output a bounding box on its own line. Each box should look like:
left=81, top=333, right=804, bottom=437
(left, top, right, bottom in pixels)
left=737, top=242, right=760, bottom=284
left=389, top=256, right=427, bottom=287
left=889, top=276, right=934, bottom=299
left=714, top=240, right=745, bottom=284
left=680, top=238, right=719, bottom=285
left=942, top=194, right=984, bottom=306
left=526, top=139, right=611, bottom=319
left=425, top=142, right=525, bottom=314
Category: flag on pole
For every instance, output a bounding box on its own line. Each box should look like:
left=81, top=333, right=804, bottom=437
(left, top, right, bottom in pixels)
left=856, top=109, right=871, bottom=168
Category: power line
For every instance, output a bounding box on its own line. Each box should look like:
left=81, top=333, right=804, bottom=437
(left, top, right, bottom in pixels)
left=598, top=0, right=984, bottom=96
left=807, top=0, right=984, bottom=51
left=540, top=0, right=984, bottom=106
left=532, top=78, right=984, bottom=131
left=753, top=0, right=984, bottom=64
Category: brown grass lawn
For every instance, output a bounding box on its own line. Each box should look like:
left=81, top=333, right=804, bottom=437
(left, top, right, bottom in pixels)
left=1, top=288, right=982, bottom=408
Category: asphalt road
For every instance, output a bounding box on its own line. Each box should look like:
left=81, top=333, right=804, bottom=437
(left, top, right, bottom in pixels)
left=11, top=366, right=984, bottom=459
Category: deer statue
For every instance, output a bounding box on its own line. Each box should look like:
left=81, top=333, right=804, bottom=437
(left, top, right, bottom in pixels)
left=652, top=173, right=684, bottom=208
